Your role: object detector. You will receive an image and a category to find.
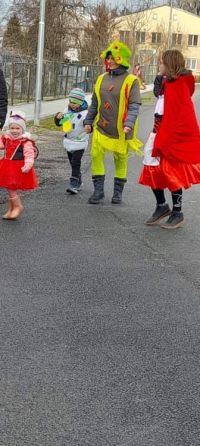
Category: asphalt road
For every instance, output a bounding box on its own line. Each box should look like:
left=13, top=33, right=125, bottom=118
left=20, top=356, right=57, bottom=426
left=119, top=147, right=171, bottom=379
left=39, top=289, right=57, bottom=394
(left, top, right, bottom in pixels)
left=1, top=90, right=200, bottom=446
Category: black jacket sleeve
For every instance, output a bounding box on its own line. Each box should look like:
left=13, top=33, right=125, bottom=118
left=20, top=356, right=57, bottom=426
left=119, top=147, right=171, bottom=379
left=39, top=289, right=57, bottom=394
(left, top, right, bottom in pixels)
left=153, top=75, right=163, bottom=98
left=0, top=69, right=8, bottom=129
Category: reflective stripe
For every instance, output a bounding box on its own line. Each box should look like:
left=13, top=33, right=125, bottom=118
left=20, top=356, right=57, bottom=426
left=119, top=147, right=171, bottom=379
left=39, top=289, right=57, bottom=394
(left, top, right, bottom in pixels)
left=93, top=73, right=143, bottom=154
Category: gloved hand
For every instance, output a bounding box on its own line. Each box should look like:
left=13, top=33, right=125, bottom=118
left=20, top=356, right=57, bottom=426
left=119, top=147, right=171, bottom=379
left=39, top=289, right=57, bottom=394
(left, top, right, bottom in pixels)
left=21, top=162, right=33, bottom=173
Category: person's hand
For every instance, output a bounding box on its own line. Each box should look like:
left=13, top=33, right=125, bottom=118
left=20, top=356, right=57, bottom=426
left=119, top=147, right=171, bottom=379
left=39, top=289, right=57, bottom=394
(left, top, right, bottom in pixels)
left=56, top=112, right=63, bottom=120
left=84, top=125, right=92, bottom=134
left=124, top=126, right=132, bottom=134
left=21, top=163, right=33, bottom=173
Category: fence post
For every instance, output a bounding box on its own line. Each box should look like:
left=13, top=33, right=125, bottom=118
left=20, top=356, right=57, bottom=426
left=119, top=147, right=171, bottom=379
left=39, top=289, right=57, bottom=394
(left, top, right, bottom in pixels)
left=20, top=64, right=23, bottom=102
left=27, top=64, right=31, bottom=103
left=83, top=65, right=87, bottom=92
left=64, top=64, right=69, bottom=97
left=48, top=70, right=51, bottom=97
left=10, top=62, right=15, bottom=106
left=75, top=64, right=79, bottom=86
left=53, top=62, right=57, bottom=98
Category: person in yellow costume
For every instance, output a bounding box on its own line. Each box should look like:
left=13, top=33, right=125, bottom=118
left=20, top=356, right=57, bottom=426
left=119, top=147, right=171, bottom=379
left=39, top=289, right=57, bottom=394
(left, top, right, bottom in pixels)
left=84, top=40, right=142, bottom=204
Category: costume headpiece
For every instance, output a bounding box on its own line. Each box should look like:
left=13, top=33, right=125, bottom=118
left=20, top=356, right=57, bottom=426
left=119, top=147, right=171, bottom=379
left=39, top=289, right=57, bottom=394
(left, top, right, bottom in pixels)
left=100, top=40, right=132, bottom=69
left=8, top=110, right=26, bottom=133
left=68, top=88, right=85, bottom=105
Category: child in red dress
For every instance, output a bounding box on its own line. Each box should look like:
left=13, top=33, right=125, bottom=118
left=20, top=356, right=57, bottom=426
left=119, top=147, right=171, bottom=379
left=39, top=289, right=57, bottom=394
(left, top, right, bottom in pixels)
left=0, top=111, right=38, bottom=220
left=139, top=50, right=200, bottom=229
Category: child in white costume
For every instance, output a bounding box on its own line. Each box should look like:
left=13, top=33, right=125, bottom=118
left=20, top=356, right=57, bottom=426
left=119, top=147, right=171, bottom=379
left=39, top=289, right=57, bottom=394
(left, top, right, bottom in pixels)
left=55, top=88, right=89, bottom=194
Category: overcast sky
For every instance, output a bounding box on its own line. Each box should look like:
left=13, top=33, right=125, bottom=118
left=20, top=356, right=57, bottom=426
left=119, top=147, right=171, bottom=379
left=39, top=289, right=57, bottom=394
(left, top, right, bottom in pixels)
left=0, top=0, right=10, bottom=21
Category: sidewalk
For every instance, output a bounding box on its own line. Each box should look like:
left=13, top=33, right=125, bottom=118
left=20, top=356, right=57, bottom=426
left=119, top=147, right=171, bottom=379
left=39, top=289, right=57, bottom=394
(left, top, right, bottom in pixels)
left=8, top=84, right=154, bottom=122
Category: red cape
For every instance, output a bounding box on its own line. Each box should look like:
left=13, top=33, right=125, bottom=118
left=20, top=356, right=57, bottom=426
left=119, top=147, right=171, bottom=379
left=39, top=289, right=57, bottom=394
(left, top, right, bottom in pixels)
left=153, top=74, right=200, bottom=164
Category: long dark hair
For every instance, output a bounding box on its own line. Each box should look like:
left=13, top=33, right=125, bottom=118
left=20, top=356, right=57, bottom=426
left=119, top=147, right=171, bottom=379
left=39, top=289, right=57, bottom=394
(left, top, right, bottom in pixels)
left=162, top=49, right=185, bottom=79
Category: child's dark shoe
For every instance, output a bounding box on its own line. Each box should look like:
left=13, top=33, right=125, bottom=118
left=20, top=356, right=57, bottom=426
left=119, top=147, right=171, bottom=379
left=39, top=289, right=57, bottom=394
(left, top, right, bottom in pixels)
left=76, top=177, right=82, bottom=191
left=66, top=177, right=79, bottom=194
left=161, top=211, right=184, bottom=229
left=146, top=204, right=171, bottom=225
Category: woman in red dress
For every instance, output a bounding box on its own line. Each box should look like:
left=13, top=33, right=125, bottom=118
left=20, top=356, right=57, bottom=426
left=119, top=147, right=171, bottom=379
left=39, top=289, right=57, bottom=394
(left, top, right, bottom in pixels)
left=139, top=50, right=200, bottom=229
left=0, top=111, right=38, bottom=220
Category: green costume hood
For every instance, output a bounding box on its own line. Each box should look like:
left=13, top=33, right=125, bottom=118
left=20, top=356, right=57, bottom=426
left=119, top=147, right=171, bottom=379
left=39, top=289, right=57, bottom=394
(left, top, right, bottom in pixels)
left=101, top=40, right=132, bottom=69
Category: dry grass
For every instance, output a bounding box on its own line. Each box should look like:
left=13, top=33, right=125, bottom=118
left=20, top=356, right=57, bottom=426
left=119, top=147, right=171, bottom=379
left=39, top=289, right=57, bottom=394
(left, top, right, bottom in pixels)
left=28, top=117, right=61, bottom=132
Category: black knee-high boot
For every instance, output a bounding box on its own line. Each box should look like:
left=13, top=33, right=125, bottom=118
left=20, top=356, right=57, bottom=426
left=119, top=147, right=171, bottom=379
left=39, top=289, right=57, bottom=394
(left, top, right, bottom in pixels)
left=88, top=176, right=105, bottom=204
left=111, top=178, right=127, bottom=204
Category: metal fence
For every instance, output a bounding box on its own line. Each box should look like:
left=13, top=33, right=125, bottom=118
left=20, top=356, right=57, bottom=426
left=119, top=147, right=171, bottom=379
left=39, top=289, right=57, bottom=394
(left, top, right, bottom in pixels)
left=1, top=59, right=103, bottom=105
left=1, top=56, right=158, bottom=105
left=142, top=64, right=158, bottom=85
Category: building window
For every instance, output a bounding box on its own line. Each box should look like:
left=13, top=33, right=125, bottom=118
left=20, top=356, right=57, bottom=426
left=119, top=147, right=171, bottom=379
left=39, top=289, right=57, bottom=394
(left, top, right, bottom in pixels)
left=152, top=32, right=162, bottom=44
left=172, top=33, right=182, bottom=45
left=173, top=14, right=177, bottom=21
left=120, top=30, right=130, bottom=44
left=188, top=34, right=198, bottom=46
left=136, top=31, right=145, bottom=43
left=186, top=59, right=197, bottom=70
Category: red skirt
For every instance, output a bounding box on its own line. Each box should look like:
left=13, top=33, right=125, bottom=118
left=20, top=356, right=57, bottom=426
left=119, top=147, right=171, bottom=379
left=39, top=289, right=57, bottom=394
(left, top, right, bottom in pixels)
left=0, top=159, right=39, bottom=191
left=139, top=158, right=200, bottom=191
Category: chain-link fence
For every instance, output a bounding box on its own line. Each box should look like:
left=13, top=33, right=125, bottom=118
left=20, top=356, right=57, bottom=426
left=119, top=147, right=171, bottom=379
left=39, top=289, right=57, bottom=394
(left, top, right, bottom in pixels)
left=0, top=57, right=103, bottom=105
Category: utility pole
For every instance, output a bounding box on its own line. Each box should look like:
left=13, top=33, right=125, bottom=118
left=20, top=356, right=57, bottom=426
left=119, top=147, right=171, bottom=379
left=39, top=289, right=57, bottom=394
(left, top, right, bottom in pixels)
left=34, top=0, right=46, bottom=126
left=167, top=0, right=173, bottom=49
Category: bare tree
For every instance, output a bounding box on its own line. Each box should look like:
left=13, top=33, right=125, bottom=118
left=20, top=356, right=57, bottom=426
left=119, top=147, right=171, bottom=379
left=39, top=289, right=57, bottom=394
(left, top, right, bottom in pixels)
left=80, top=2, right=120, bottom=64
left=130, top=0, right=155, bottom=12
left=169, top=0, right=200, bottom=15
left=3, top=14, right=24, bottom=53
left=115, top=0, right=188, bottom=67
left=12, top=0, right=81, bottom=60
left=120, top=0, right=154, bottom=14
left=115, top=3, right=154, bottom=65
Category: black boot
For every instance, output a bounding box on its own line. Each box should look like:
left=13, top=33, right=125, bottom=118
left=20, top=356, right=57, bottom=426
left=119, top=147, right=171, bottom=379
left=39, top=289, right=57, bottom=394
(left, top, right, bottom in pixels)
left=146, top=204, right=171, bottom=225
left=161, top=211, right=184, bottom=229
left=111, top=178, right=127, bottom=204
left=88, top=175, right=105, bottom=204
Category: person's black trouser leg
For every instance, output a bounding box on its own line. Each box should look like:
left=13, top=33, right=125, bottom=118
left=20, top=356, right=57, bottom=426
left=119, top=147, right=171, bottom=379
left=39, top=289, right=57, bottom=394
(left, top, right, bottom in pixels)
left=67, top=151, right=73, bottom=169
left=67, top=149, right=84, bottom=179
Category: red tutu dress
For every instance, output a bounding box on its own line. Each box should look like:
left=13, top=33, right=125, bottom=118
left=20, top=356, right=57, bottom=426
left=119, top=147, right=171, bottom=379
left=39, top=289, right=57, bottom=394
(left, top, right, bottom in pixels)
left=139, top=73, right=200, bottom=191
left=0, top=134, right=39, bottom=190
